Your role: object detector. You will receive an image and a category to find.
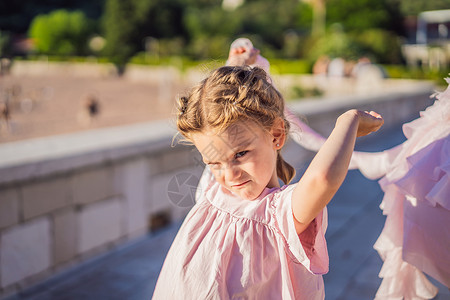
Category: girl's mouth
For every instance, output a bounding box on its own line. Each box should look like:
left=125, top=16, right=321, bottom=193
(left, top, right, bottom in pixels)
left=232, top=180, right=250, bottom=188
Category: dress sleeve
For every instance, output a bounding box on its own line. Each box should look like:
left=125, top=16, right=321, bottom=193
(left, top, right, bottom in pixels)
left=351, top=143, right=405, bottom=180
left=271, top=185, right=329, bottom=275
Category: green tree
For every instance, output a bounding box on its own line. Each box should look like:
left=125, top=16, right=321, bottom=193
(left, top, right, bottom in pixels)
left=0, top=30, right=11, bottom=57
left=1, top=0, right=103, bottom=35
left=29, top=9, right=93, bottom=56
left=102, top=0, right=136, bottom=68
left=239, top=0, right=309, bottom=48
left=306, top=25, right=365, bottom=61
left=327, top=0, right=403, bottom=34
left=399, top=0, right=450, bottom=16
left=102, top=0, right=187, bottom=67
left=136, top=0, right=186, bottom=39
left=355, top=29, right=403, bottom=63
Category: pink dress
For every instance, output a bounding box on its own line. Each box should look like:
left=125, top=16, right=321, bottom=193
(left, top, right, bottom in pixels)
left=354, top=79, right=450, bottom=299
left=152, top=168, right=329, bottom=299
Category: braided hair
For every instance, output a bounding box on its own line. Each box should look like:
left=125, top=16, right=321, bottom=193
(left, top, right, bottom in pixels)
left=176, top=66, right=295, bottom=184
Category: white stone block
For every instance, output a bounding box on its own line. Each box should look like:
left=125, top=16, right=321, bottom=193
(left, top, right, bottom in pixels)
left=150, top=166, right=203, bottom=215
left=114, top=158, right=149, bottom=235
left=71, top=166, right=115, bottom=205
left=53, top=208, right=77, bottom=265
left=21, top=177, right=71, bottom=220
left=77, top=199, right=122, bottom=253
left=149, top=173, right=177, bottom=214
left=0, top=187, right=19, bottom=229
left=0, top=217, right=51, bottom=288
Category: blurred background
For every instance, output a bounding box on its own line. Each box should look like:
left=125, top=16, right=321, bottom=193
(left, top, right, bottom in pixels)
left=2, top=0, right=450, bottom=69
left=0, top=0, right=449, bottom=142
left=0, top=0, right=449, bottom=299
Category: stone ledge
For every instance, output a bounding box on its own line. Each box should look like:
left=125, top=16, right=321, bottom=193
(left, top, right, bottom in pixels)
left=0, top=120, right=177, bottom=185
left=288, top=80, right=435, bottom=116
left=0, top=80, right=435, bottom=187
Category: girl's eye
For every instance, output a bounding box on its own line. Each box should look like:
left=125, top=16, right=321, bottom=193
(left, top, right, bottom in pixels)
left=235, top=151, right=248, bottom=159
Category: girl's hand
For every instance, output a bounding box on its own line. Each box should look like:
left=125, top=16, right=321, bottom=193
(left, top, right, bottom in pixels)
left=345, top=109, right=384, bottom=137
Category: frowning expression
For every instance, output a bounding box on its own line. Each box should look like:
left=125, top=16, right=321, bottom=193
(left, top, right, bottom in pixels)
left=192, top=120, right=284, bottom=200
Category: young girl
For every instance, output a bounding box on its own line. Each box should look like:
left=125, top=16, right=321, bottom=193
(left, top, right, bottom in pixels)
left=152, top=66, right=383, bottom=299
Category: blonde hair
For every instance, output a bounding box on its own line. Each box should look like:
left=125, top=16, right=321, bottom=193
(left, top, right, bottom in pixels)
left=176, top=66, right=295, bottom=184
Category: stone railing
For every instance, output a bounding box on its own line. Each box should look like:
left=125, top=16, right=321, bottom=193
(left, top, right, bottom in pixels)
left=0, top=78, right=435, bottom=298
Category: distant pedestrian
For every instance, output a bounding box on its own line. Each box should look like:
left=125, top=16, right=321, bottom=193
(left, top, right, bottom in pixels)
left=0, top=101, right=11, bottom=133
left=78, top=94, right=100, bottom=126
left=313, top=55, right=330, bottom=77
left=85, top=95, right=100, bottom=118
left=327, top=57, right=346, bottom=77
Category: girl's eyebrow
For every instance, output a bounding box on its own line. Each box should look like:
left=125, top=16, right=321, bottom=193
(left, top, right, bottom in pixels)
left=202, top=146, right=249, bottom=164
left=204, top=159, right=218, bottom=164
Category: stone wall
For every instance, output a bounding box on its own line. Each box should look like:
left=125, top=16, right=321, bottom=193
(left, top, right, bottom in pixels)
left=0, top=76, right=435, bottom=298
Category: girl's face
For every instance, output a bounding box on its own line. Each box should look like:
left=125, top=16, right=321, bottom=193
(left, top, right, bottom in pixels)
left=192, top=120, right=285, bottom=200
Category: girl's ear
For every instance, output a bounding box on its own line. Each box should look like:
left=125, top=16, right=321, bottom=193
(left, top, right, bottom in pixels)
left=270, top=118, right=286, bottom=149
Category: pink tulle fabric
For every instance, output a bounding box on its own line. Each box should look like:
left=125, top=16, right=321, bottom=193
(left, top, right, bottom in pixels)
left=152, top=168, right=329, bottom=299
left=355, top=79, right=450, bottom=299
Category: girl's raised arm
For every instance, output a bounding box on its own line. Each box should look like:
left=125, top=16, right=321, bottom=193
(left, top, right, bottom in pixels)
left=291, top=110, right=384, bottom=234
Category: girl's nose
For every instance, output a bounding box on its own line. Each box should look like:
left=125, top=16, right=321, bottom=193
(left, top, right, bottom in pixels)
left=224, top=164, right=242, bottom=183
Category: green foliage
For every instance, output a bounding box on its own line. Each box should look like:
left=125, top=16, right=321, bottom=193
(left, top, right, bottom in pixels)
left=102, top=0, right=136, bottom=67
left=102, top=0, right=187, bottom=67
left=187, top=36, right=231, bottom=60
left=135, top=0, right=186, bottom=38
left=304, top=27, right=404, bottom=64
left=29, top=10, right=93, bottom=56
left=306, top=26, right=365, bottom=61
left=183, top=7, right=241, bottom=39
left=26, top=55, right=109, bottom=63
left=0, top=0, right=104, bottom=35
left=354, top=29, right=404, bottom=64
left=269, top=59, right=312, bottom=74
left=399, top=0, right=450, bottom=16
left=240, top=0, right=310, bottom=48
left=327, top=0, right=403, bottom=33
left=290, top=85, right=323, bottom=100
left=181, top=0, right=312, bottom=58
left=19, top=0, right=450, bottom=68
left=0, top=30, right=11, bottom=57
left=383, top=64, right=449, bottom=84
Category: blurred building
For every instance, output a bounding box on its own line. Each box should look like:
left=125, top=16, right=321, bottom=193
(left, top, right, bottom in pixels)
left=402, top=9, right=450, bottom=71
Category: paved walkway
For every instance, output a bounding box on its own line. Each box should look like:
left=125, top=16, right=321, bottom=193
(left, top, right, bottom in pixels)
left=4, top=125, right=449, bottom=300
